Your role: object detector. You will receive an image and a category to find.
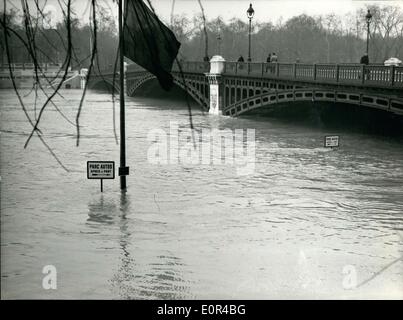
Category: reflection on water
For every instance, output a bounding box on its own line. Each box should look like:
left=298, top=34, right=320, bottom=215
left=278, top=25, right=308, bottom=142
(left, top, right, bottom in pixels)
left=1, top=89, right=403, bottom=299
left=87, top=192, right=191, bottom=299
left=87, top=195, right=119, bottom=225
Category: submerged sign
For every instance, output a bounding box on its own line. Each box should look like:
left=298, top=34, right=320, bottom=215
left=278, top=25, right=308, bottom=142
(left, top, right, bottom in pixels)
left=87, top=161, right=115, bottom=179
left=324, top=135, right=340, bottom=148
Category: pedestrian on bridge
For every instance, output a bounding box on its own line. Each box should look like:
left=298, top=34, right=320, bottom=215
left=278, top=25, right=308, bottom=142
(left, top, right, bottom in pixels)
left=266, top=53, right=271, bottom=63
left=268, top=52, right=278, bottom=74
left=237, top=55, right=245, bottom=62
left=265, top=53, right=272, bottom=73
left=360, top=53, right=369, bottom=65
left=360, top=53, right=370, bottom=80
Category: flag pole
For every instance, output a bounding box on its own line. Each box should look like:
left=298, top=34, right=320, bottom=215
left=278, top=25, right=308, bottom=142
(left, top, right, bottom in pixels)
left=118, top=0, right=128, bottom=189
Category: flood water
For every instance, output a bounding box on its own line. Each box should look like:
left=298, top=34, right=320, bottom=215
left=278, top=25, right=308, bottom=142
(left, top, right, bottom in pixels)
left=1, top=88, right=402, bottom=299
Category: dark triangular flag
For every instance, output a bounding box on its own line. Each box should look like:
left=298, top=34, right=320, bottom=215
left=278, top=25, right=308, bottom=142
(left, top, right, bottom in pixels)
left=123, top=0, right=181, bottom=91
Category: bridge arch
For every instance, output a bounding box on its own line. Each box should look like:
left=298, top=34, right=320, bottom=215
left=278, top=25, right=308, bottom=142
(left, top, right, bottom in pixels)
left=87, top=76, right=120, bottom=93
left=222, top=88, right=403, bottom=117
left=126, top=72, right=209, bottom=110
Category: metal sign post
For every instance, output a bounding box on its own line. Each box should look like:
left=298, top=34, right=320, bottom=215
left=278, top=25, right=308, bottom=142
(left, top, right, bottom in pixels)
left=118, top=0, right=129, bottom=190
left=87, top=161, right=115, bottom=192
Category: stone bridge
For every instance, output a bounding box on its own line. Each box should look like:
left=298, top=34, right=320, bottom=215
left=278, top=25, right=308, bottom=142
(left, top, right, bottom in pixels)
left=87, top=56, right=403, bottom=117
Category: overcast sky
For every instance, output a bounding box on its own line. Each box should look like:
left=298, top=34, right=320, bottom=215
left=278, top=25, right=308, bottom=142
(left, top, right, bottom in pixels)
left=6, top=0, right=403, bottom=26
left=155, top=0, right=403, bottom=23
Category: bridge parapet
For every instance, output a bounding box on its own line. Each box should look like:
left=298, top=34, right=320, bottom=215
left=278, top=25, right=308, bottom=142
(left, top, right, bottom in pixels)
left=125, top=61, right=403, bottom=89
left=222, top=62, right=403, bottom=89
left=172, top=61, right=210, bottom=73
left=126, top=61, right=210, bottom=74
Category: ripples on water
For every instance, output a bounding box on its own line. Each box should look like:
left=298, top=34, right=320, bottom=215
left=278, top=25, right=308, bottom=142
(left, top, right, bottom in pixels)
left=1, top=89, right=402, bottom=299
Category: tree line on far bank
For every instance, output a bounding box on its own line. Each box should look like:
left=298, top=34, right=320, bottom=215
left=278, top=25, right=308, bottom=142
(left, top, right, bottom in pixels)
left=1, top=3, right=402, bottom=70
left=174, top=4, right=403, bottom=64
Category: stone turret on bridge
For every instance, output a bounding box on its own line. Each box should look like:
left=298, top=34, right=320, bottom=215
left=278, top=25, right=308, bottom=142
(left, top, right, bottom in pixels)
left=206, top=55, right=226, bottom=115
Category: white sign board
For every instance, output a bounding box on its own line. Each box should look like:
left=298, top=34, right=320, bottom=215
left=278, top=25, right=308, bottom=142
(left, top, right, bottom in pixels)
left=209, top=85, right=219, bottom=115
left=87, top=161, right=115, bottom=179
left=324, top=135, right=340, bottom=148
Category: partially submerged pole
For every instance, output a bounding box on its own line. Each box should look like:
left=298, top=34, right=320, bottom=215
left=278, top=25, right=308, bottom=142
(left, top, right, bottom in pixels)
left=118, top=0, right=129, bottom=189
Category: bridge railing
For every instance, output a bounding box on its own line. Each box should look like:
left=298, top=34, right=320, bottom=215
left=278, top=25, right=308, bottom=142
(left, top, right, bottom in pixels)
left=338, top=64, right=361, bottom=82
left=220, top=62, right=403, bottom=88
left=394, top=66, right=403, bottom=84
left=294, top=64, right=314, bottom=79
left=225, top=62, right=237, bottom=74
left=315, top=64, right=336, bottom=81
left=125, top=61, right=403, bottom=88
left=366, top=65, right=390, bottom=83
left=126, top=61, right=210, bottom=74
left=172, top=61, right=210, bottom=73
left=0, top=62, right=65, bottom=71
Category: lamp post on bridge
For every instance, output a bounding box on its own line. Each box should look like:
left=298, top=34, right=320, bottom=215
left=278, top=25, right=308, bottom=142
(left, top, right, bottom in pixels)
left=217, top=34, right=222, bottom=56
left=365, top=9, right=372, bottom=58
left=247, top=3, right=254, bottom=62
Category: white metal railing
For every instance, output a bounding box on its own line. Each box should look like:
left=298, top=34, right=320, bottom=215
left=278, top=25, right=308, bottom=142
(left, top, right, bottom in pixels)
left=93, top=61, right=403, bottom=88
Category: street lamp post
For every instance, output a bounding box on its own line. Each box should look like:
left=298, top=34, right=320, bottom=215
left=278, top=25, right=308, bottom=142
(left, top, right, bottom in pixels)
left=365, top=9, right=372, bottom=56
left=217, top=34, right=222, bottom=55
left=247, top=3, right=254, bottom=62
